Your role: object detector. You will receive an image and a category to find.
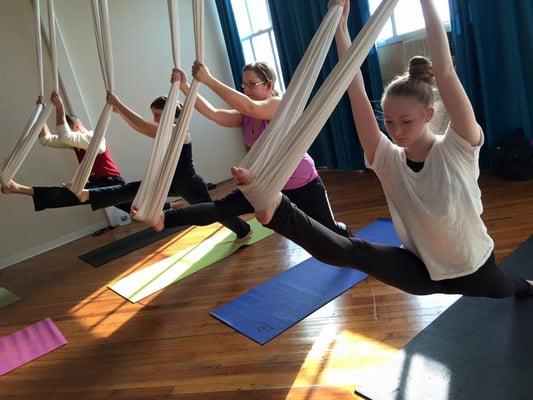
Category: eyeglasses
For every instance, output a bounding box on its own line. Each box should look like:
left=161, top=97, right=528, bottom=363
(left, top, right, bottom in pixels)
left=241, top=80, right=267, bottom=89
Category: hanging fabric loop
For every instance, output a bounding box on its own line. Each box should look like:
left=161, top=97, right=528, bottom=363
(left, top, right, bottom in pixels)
left=132, top=0, right=205, bottom=226
left=47, top=0, right=59, bottom=92
left=0, top=0, right=55, bottom=186
left=239, top=0, right=399, bottom=211
left=68, top=0, right=114, bottom=195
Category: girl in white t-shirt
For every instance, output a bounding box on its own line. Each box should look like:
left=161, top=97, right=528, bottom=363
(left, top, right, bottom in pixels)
left=231, top=0, right=532, bottom=298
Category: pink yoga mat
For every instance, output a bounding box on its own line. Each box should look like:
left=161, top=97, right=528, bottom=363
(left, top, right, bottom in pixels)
left=0, top=318, right=67, bottom=376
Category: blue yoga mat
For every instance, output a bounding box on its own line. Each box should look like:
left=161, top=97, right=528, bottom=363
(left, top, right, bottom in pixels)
left=350, top=217, right=401, bottom=247
left=211, top=218, right=400, bottom=344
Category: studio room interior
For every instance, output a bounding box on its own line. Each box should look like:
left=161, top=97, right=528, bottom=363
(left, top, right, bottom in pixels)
left=1, top=0, right=532, bottom=399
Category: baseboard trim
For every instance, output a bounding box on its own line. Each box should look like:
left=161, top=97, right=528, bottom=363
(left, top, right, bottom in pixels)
left=0, top=221, right=108, bottom=270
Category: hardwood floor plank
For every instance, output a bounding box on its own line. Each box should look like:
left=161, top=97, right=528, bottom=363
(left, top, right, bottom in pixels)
left=0, top=171, right=531, bottom=399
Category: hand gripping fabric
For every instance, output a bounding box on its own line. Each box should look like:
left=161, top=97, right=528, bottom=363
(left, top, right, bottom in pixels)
left=68, top=0, right=114, bottom=195
left=0, top=0, right=55, bottom=185
left=132, top=0, right=205, bottom=226
left=239, top=0, right=399, bottom=211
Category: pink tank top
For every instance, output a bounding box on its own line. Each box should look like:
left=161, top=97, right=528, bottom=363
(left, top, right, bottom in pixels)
left=242, top=115, right=318, bottom=190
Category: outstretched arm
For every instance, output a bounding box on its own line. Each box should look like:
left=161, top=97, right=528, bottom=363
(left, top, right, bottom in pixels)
left=38, top=122, right=103, bottom=152
left=331, top=0, right=381, bottom=163
left=191, top=62, right=280, bottom=121
left=38, top=123, right=70, bottom=148
left=55, top=123, right=106, bottom=153
left=420, top=0, right=479, bottom=145
left=173, top=68, right=242, bottom=128
left=40, top=93, right=105, bottom=153
left=107, top=92, right=158, bottom=138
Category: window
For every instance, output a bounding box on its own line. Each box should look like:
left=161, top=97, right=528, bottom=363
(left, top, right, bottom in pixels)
left=368, top=0, right=451, bottom=45
left=230, top=0, right=286, bottom=93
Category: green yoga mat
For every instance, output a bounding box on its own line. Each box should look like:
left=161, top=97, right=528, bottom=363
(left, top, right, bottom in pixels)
left=0, top=288, right=20, bottom=309
left=108, top=219, right=273, bottom=302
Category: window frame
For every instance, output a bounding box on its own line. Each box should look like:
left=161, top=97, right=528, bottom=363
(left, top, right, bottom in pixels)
left=231, top=0, right=286, bottom=93
left=376, top=21, right=452, bottom=47
left=368, top=0, right=452, bottom=47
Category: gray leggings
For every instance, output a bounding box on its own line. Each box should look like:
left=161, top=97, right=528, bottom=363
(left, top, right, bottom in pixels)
left=266, top=195, right=531, bottom=298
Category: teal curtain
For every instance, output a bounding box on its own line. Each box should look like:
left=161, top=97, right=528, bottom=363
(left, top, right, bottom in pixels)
left=215, top=0, right=246, bottom=88
left=450, top=0, right=533, bottom=168
left=268, top=0, right=384, bottom=170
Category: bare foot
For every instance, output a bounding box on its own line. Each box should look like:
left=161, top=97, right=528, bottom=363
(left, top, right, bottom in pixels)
left=255, top=193, right=282, bottom=225
left=230, top=166, right=282, bottom=225
left=1, top=180, right=33, bottom=196
left=231, top=166, right=255, bottom=186
left=77, top=189, right=90, bottom=203
left=152, top=212, right=165, bottom=232
left=1, top=182, right=11, bottom=194
left=130, top=206, right=165, bottom=232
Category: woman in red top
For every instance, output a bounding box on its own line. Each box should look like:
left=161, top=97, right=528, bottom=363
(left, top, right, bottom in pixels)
left=1, top=92, right=127, bottom=211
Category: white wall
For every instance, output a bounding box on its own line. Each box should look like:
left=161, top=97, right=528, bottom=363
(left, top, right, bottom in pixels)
left=0, top=0, right=247, bottom=269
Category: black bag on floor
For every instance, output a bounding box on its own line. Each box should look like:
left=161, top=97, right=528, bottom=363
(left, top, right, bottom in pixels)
left=492, top=128, right=533, bottom=181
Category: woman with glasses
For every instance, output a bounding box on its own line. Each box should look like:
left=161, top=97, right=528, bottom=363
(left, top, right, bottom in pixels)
left=147, top=62, right=351, bottom=237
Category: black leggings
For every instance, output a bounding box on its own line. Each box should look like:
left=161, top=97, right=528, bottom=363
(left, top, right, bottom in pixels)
left=163, top=176, right=351, bottom=237
left=265, top=194, right=531, bottom=298
left=32, top=176, right=131, bottom=213
left=89, top=173, right=251, bottom=238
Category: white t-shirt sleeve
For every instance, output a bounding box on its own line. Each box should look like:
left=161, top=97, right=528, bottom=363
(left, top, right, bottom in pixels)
left=39, top=133, right=71, bottom=149
left=441, top=124, right=484, bottom=164
left=56, top=124, right=106, bottom=154
left=366, top=132, right=397, bottom=174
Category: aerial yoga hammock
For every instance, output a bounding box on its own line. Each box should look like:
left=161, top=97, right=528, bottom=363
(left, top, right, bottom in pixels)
left=0, top=0, right=56, bottom=186
left=130, top=0, right=205, bottom=226
left=138, top=0, right=393, bottom=232
left=237, top=0, right=398, bottom=212
left=67, top=0, right=115, bottom=195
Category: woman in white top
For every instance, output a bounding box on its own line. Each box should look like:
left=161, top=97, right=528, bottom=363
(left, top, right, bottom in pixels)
left=230, top=0, right=533, bottom=298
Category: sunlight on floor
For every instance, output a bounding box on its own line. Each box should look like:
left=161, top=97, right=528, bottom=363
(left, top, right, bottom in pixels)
left=107, top=227, right=236, bottom=302
left=356, top=349, right=452, bottom=399
left=413, top=293, right=461, bottom=309
left=117, top=224, right=229, bottom=278
left=283, top=293, right=461, bottom=398
left=287, top=325, right=398, bottom=394
left=69, top=223, right=231, bottom=338
left=402, top=351, right=451, bottom=399
left=67, top=287, right=136, bottom=338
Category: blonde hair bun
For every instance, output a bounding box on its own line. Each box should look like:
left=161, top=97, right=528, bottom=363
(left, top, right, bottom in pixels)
left=408, top=56, right=435, bottom=85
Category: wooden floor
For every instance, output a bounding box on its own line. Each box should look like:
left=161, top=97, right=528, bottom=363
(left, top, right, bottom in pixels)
left=1, top=171, right=532, bottom=399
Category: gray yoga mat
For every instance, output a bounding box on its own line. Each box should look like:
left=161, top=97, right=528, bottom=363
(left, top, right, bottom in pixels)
left=355, top=236, right=533, bottom=400
left=79, top=225, right=188, bottom=267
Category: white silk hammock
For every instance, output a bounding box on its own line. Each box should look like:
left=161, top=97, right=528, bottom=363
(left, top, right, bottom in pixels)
left=239, top=0, right=399, bottom=211
left=131, top=0, right=204, bottom=226
left=68, top=0, right=114, bottom=195
left=0, top=0, right=57, bottom=186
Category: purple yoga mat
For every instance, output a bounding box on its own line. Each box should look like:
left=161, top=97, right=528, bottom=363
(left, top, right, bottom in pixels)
left=0, top=318, right=67, bottom=376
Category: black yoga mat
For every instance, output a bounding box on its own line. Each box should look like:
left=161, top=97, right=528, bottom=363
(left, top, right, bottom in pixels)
left=79, top=225, right=188, bottom=268
left=354, top=236, right=533, bottom=400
